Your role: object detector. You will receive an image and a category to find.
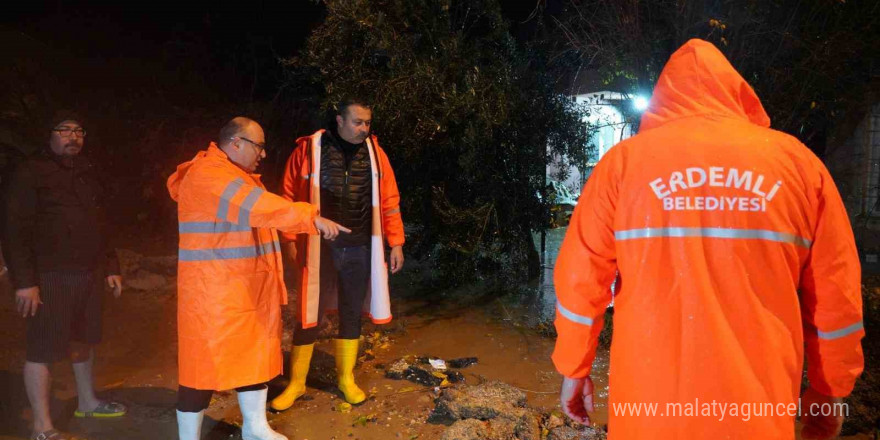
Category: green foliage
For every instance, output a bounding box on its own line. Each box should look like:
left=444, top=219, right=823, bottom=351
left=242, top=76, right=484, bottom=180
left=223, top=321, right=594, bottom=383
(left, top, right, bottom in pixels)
left=291, top=0, right=590, bottom=286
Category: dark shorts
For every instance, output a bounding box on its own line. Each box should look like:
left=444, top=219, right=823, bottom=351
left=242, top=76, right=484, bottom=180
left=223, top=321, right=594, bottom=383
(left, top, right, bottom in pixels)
left=26, top=270, right=103, bottom=363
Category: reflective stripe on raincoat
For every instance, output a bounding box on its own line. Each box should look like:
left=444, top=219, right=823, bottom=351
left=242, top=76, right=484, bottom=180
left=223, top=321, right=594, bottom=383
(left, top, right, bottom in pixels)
left=168, top=143, right=318, bottom=390
left=552, top=39, right=864, bottom=439
left=281, top=130, right=404, bottom=328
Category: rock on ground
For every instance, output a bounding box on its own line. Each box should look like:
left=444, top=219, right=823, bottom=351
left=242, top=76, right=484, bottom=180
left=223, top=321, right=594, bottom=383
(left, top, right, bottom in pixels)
left=434, top=381, right=606, bottom=440
left=547, top=426, right=607, bottom=440
left=491, top=408, right=541, bottom=440
left=439, top=408, right=541, bottom=440
left=434, top=381, right=545, bottom=440
left=442, top=419, right=490, bottom=440
left=434, top=381, right=527, bottom=420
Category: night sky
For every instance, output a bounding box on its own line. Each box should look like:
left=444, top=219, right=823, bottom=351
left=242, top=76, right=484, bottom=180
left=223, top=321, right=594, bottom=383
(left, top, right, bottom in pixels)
left=5, top=1, right=556, bottom=101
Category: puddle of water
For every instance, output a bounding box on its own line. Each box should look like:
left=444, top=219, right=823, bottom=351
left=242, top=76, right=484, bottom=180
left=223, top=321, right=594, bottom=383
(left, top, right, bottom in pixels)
left=522, top=227, right=617, bottom=328
left=492, top=227, right=569, bottom=328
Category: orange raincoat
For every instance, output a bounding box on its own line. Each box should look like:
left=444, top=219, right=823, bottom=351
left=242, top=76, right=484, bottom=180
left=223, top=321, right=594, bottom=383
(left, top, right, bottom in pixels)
left=280, top=130, right=404, bottom=329
left=168, top=143, right=318, bottom=390
left=553, top=39, right=864, bottom=439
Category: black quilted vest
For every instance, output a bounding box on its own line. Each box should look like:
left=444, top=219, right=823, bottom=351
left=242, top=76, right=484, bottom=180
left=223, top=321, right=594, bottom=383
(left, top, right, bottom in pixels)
left=319, top=130, right=372, bottom=247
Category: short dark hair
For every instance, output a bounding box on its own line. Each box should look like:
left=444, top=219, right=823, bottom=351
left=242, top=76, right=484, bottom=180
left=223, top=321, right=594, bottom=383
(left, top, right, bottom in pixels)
left=218, top=117, right=251, bottom=147
left=336, top=97, right=372, bottom=118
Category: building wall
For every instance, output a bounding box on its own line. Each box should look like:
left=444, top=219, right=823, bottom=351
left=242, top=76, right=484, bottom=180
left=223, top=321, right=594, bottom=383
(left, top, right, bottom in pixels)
left=825, top=104, right=880, bottom=261
left=547, top=91, right=634, bottom=200
left=826, top=104, right=880, bottom=219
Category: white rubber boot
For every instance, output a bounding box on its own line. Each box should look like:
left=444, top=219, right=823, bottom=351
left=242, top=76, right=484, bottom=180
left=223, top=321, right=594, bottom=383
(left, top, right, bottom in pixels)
left=176, top=410, right=204, bottom=440
left=238, top=387, right=287, bottom=440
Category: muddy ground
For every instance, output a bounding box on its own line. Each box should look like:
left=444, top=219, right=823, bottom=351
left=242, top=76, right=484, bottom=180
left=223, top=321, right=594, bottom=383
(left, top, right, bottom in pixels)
left=0, top=248, right=875, bottom=439
left=0, top=251, right=604, bottom=440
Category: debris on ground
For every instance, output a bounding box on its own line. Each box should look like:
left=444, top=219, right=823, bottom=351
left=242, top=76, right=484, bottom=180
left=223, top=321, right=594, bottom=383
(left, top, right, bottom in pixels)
left=447, top=357, right=478, bottom=369
left=386, top=356, right=473, bottom=386
left=433, top=381, right=526, bottom=420
left=364, top=331, right=393, bottom=352
left=446, top=371, right=465, bottom=383
left=352, top=413, right=378, bottom=427
left=440, top=406, right=539, bottom=440
left=385, top=358, right=412, bottom=380
left=415, top=356, right=478, bottom=369
left=545, top=425, right=607, bottom=440
left=440, top=418, right=489, bottom=440
left=404, top=365, right=445, bottom=386
left=433, top=381, right=605, bottom=440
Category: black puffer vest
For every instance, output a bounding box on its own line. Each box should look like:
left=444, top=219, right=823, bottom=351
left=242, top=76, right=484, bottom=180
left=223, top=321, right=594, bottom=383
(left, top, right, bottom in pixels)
left=319, top=131, right=372, bottom=247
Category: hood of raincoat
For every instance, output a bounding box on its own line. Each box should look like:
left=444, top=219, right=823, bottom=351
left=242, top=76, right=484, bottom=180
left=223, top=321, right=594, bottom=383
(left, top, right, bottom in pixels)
left=167, top=143, right=229, bottom=202
left=640, top=39, right=771, bottom=131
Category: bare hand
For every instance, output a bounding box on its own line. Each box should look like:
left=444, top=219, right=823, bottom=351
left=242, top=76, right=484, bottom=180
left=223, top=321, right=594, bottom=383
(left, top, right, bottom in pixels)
left=313, top=216, right=351, bottom=240
left=801, top=387, right=844, bottom=440
left=15, top=286, right=41, bottom=317
left=389, top=246, right=404, bottom=274
left=106, top=275, right=123, bottom=298
left=560, top=376, right=594, bottom=425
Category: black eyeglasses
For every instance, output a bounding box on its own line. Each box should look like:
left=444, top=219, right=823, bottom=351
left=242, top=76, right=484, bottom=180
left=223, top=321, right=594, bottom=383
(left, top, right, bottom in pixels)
left=232, top=136, right=266, bottom=154
left=53, top=127, right=87, bottom=137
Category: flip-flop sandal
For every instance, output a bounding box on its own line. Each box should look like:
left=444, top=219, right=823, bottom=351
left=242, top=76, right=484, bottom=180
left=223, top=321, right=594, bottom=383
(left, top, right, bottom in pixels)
left=74, top=400, right=127, bottom=418
left=30, top=429, right=84, bottom=440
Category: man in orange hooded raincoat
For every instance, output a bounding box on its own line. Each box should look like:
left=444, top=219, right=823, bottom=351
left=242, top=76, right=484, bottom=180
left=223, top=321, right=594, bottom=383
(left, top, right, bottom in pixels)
left=553, top=39, right=864, bottom=440
left=167, top=117, right=348, bottom=440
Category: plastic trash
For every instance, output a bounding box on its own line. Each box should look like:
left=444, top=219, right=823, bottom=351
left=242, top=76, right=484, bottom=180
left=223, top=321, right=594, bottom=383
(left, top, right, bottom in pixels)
left=429, top=358, right=447, bottom=370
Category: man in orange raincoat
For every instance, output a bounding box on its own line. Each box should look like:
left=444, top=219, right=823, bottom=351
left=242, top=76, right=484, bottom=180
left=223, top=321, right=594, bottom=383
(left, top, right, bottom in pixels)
left=167, top=117, right=348, bottom=440
left=554, top=39, right=864, bottom=440
left=270, top=98, right=405, bottom=411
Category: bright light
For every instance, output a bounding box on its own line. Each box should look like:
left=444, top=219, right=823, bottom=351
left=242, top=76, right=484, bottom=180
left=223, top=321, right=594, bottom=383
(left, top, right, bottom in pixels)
left=633, top=96, right=649, bottom=112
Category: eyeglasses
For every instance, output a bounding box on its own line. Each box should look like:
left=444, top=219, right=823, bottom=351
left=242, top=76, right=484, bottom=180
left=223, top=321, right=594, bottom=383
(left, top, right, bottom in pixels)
left=232, top=136, right=266, bottom=154
left=53, top=127, right=87, bottom=137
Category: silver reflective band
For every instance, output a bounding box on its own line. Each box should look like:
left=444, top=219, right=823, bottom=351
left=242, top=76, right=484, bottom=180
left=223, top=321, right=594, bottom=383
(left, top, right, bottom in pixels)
left=178, top=241, right=280, bottom=262
left=615, top=227, right=812, bottom=248
left=238, top=187, right=265, bottom=227
left=216, top=178, right=245, bottom=222
left=384, top=208, right=400, bottom=216
left=818, top=321, right=864, bottom=340
left=179, top=221, right=251, bottom=233
left=556, top=301, right=594, bottom=326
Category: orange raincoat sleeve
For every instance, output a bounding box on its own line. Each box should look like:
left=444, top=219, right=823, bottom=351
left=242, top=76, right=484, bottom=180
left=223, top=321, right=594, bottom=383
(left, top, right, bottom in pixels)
left=182, top=162, right=318, bottom=235
left=375, top=139, right=405, bottom=247
left=551, top=148, right=621, bottom=379
left=799, top=161, right=864, bottom=397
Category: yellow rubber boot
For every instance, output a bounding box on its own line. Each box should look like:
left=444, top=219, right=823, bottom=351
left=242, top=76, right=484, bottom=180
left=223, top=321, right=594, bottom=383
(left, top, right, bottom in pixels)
left=334, top=339, right=366, bottom=404
left=270, top=343, right=314, bottom=411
